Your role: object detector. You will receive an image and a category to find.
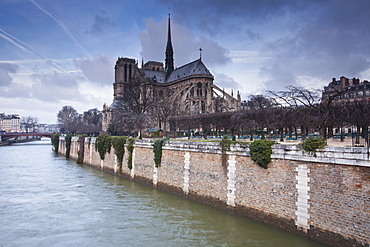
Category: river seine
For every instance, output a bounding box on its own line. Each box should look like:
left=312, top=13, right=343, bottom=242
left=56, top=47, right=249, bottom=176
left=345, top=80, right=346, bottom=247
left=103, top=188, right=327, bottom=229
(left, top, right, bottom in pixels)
left=0, top=139, right=326, bottom=246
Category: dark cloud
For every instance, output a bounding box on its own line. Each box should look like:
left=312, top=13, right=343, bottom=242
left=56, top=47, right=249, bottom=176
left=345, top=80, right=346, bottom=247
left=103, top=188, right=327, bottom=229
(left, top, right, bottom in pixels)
left=214, top=73, right=241, bottom=90
left=242, top=28, right=262, bottom=42
left=259, top=63, right=297, bottom=92
left=161, top=0, right=322, bottom=36
left=196, top=37, right=230, bottom=66
left=89, top=13, right=116, bottom=35
left=139, top=18, right=230, bottom=67
left=153, top=0, right=370, bottom=92
left=0, top=63, right=18, bottom=86
left=260, top=0, right=370, bottom=90
left=75, top=55, right=114, bottom=85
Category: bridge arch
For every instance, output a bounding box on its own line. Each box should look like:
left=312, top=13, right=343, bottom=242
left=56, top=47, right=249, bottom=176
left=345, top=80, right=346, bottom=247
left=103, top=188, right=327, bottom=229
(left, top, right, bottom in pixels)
left=0, top=133, right=52, bottom=141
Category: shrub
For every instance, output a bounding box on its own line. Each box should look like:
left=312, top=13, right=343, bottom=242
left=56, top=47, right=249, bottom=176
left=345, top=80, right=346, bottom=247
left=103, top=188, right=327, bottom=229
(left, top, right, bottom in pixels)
left=127, top=138, right=135, bottom=170
left=65, top=134, right=73, bottom=158
left=153, top=139, right=166, bottom=168
left=95, top=134, right=112, bottom=160
left=111, top=136, right=127, bottom=173
left=51, top=133, right=60, bottom=153
left=219, top=136, right=232, bottom=166
left=249, top=139, right=275, bottom=169
left=301, top=137, right=327, bottom=157
left=220, top=135, right=232, bottom=153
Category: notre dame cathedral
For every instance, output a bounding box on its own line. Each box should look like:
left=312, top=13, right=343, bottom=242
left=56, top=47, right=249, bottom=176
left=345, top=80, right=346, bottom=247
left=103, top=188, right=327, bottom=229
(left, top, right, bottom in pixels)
left=102, top=14, right=241, bottom=133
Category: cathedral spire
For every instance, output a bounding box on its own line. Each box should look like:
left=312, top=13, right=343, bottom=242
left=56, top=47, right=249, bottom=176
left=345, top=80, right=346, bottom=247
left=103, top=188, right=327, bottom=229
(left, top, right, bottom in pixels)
left=165, top=12, right=174, bottom=78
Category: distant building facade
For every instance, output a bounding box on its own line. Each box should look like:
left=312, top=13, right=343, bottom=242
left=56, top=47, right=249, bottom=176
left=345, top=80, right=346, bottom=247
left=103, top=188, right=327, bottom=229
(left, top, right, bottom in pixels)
left=102, top=15, right=240, bottom=132
left=322, top=76, right=370, bottom=102
left=36, top=124, right=60, bottom=133
left=0, top=113, right=20, bottom=132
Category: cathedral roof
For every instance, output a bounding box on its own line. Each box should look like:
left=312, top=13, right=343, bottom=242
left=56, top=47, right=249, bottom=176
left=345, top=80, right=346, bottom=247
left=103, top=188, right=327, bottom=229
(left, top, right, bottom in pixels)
left=143, top=69, right=166, bottom=83
left=143, top=58, right=212, bottom=84
left=166, top=58, right=212, bottom=83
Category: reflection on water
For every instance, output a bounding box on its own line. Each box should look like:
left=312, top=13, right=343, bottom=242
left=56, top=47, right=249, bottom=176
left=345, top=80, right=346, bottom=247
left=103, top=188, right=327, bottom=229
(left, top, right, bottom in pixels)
left=0, top=139, right=325, bottom=246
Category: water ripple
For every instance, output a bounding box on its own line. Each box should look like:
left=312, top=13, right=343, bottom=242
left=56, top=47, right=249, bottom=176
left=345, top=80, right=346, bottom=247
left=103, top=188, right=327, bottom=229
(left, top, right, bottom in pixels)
left=0, top=139, right=325, bottom=247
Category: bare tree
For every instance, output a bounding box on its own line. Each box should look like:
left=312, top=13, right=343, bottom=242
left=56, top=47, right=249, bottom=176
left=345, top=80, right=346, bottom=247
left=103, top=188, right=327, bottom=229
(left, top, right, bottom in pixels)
left=122, top=75, right=155, bottom=115
left=108, top=99, right=151, bottom=136
left=21, top=116, right=38, bottom=133
left=244, top=95, right=277, bottom=139
left=346, top=100, right=370, bottom=145
left=109, top=75, right=157, bottom=136
left=57, top=106, right=79, bottom=133
left=83, top=108, right=102, bottom=125
left=151, top=87, right=180, bottom=136
left=269, top=86, right=330, bottom=138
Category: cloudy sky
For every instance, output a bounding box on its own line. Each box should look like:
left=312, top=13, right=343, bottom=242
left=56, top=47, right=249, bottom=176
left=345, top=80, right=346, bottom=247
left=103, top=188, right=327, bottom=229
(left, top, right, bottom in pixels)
left=1, top=0, right=369, bottom=123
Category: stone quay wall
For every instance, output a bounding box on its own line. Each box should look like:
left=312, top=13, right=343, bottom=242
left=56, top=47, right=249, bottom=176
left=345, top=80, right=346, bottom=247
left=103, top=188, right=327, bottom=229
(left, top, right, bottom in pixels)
left=59, top=137, right=370, bottom=247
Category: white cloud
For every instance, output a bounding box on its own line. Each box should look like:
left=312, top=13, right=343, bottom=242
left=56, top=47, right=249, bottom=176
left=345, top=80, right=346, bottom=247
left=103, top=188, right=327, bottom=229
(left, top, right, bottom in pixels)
left=0, top=82, right=31, bottom=98
left=30, top=71, right=84, bottom=102
left=74, top=55, right=114, bottom=85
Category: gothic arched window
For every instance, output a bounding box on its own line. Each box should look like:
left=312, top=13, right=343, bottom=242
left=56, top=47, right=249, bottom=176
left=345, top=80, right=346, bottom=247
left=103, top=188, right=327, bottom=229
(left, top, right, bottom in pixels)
left=197, top=82, right=202, bottom=97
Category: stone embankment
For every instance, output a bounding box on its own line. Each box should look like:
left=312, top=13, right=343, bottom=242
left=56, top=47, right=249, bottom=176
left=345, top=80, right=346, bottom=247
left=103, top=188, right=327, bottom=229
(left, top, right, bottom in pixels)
left=0, top=136, right=41, bottom=145
left=57, top=137, right=370, bottom=247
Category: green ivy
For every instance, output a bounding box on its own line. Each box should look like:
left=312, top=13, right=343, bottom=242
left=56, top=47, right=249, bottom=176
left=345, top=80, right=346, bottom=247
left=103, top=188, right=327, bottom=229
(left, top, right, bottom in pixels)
left=65, top=134, right=73, bottom=158
left=111, top=136, right=127, bottom=173
left=301, top=137, right=327, bottom=157
left=220, top=135, right=232, bottom=153
left=51, top=133, right=60, bottom=153
left=249, top=139, right=275, bottom=169
left=152, top=139, right=166, bottom=168
left=95, top=134, right=112, bottom=160
left=127, top=138, right=135, bottom=170
left=219, top=136, right=231, bottom=166
left=219, top=136, right=250, bottom=166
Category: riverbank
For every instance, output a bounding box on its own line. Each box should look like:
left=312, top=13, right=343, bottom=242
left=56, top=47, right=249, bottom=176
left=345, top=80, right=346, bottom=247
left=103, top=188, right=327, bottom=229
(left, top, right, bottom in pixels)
left=56, top=136, right=369, bottom=247
left=0, top=137, right=42, bottom=146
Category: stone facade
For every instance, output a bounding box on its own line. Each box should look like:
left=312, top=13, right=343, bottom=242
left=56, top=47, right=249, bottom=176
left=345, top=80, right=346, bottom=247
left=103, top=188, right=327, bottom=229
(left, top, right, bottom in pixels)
left=58, top=138, right=370, bottom=247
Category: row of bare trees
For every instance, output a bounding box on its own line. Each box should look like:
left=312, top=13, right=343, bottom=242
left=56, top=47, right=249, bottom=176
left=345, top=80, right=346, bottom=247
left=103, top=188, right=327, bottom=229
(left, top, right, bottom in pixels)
left=169, top=86, right=370, bottom=141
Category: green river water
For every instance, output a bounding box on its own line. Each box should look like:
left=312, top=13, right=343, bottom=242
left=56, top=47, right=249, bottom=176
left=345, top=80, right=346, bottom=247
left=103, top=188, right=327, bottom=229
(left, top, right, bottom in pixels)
left=0, top=139, right=326, bottom=246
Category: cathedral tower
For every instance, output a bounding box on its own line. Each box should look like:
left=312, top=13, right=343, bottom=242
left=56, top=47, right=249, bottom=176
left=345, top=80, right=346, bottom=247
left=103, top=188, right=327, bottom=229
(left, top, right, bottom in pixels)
left=113, top=57, right=137, bottom=100
left=165, top=13, right=174, bottom=79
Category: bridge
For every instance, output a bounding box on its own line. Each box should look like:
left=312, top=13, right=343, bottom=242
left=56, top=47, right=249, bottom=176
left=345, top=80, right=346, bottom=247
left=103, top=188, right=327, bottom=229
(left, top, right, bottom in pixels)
left=0, top=132, right=52, bottom=141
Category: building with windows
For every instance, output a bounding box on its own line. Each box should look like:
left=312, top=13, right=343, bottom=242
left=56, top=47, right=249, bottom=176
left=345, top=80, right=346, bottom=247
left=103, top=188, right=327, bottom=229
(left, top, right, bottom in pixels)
left=322, top=76, right=370, bottom=102
left=102, top=14, right=240, bottom=132
left=0, top=113, right=20, bottom=132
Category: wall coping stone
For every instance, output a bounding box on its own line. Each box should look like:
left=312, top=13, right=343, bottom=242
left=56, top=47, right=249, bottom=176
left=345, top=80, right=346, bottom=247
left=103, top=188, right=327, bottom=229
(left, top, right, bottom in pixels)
left=82, top=138, right=370, bottom=167
left=272, top=144, right=369, bottom=167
